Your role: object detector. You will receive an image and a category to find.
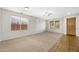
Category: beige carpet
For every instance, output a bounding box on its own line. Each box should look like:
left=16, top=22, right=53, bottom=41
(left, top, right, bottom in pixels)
left=0, top=32, right=63, bottom=52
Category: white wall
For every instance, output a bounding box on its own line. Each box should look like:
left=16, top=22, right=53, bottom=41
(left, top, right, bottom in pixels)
left=1, top=8, right=46, bottom=41
left=75, top=15, right=79, bottom=36
left=46, top=14, right=79, bottom=36
left=2, top=8, right=79, bottom=41
left=0, top=8, right=2, bottom=41
left=61, top=15, right=79, bottom=36
left=65, top=14, right=79, bottom=36
left=46, top=18, right=65, bottom=34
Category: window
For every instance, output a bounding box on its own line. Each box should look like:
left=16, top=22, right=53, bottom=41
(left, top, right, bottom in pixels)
left=11, top=16, right=28, bottom=31
left=50, top=20, right=60, bottom=29
left=50, top=21, right=55, bottom=29
left=20, top=18, right=28, bottom=30
left=11, top=17, right=20, bottom=30
left=55, top=21, right=60, bottom=28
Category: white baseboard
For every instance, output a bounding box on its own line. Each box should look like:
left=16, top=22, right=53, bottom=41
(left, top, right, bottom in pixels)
left=0, top=31, right=45, bottom=41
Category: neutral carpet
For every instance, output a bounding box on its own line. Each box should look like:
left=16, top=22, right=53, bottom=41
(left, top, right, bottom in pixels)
left=0, top=32, right=63, bottom=52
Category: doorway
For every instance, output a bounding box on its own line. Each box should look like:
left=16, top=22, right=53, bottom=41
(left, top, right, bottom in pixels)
left=67, top=17, right=76, bottom=35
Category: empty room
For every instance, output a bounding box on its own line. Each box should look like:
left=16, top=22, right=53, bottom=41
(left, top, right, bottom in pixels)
left=0, top=7, right=79, bottom=52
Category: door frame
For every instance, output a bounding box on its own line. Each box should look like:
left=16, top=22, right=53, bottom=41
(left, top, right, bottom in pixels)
left=66, top=17, right=76, bottom=36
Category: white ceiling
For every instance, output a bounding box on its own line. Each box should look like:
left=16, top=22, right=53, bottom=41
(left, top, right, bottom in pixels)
left=3, top=7, right=79, bottom=19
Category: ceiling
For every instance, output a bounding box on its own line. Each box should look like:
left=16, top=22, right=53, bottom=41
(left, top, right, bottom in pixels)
left=3, top=7, right=79, bottom=19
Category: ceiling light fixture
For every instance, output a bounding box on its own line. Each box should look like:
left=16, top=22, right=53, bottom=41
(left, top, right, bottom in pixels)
left=25, top=7, right=29, bottom=10
left=48, top=13, right=53, bottom=16
left=44, top=11, right=53, bottom=16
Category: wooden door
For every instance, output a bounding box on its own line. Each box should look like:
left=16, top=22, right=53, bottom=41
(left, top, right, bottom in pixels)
left=67, top=17, right=76, bottom=35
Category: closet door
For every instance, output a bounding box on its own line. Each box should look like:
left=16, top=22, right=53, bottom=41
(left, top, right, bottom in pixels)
left=67, top=17, right=76, bottom=35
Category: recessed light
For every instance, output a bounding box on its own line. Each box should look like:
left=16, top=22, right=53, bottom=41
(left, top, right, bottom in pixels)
left=67, top=12, right=71, bottom=15
left=25, top=7, right=29, bottom=10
